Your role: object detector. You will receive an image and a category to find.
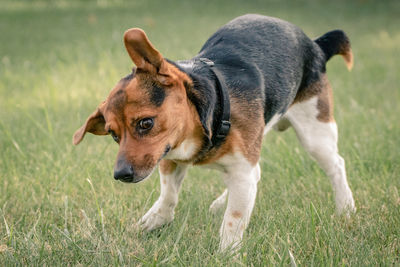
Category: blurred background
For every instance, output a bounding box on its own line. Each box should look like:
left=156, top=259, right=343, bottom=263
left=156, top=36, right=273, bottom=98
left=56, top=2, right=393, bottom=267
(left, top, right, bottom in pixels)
left=0, top=0, right=399, bottom=265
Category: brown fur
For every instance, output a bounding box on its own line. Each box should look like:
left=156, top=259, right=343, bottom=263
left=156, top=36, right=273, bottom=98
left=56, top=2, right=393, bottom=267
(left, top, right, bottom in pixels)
left=108, top=64, right=203, bottom=178
left=339, top=44, right=353, bottom=71
left=292, top=74, right=334, bottom=122
left=316, top=81, right=334, bottom=122
left=232, top=211, right=242, bottom=218
left=74, top=57, right=204, bottom=179
left=160, top=160, right=177, bottom=175
left=193, top=96, right=264, bottom=166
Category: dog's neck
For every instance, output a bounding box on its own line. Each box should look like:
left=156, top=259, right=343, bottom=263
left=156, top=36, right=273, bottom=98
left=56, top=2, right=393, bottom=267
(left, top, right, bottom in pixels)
left=170, top=58, right=230, bottom=163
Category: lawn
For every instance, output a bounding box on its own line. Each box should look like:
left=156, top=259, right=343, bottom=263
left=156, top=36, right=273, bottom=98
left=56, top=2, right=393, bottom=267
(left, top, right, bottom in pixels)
left=0, top=0, right=399, bottom=265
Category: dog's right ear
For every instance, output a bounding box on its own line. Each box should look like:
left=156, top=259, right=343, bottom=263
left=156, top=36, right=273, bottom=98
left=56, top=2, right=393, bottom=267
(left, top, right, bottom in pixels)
left=73, top=108, right=108, bottom=145
left=123, top=28, right=169, bottom=77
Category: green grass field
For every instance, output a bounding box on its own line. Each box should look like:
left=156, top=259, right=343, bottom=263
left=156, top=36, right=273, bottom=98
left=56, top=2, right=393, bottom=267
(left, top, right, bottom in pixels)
left=1, top=0, right=399, bottom=265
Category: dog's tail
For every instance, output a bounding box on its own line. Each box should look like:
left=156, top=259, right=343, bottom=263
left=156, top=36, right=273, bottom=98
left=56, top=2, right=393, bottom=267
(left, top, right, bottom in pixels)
left=315, top=30, right=353, bottom=71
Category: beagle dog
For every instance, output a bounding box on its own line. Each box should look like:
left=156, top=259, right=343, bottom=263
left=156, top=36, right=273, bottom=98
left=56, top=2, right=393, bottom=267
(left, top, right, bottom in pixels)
left=73, top=14, right=355, bottom=251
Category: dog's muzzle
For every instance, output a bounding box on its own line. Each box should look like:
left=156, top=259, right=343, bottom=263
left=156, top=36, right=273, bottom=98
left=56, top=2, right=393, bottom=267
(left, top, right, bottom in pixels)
left=114, top=157, right=145, bottom=183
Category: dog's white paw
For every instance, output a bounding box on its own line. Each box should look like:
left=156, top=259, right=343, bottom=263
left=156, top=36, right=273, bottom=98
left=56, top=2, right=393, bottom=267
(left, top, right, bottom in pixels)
left=219, top=229, right=241, bottom=253
left=209, top=190, right=228, bottom=214
left=337, top=198, right=356, bottom=218
left=336, top=191, right=356, bottom=218
left=138, top=202, right=174, bottom=231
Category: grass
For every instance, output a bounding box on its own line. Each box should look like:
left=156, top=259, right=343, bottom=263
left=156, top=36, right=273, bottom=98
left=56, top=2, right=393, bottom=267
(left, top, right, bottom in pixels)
left=0, top=0, right=399, bottom=265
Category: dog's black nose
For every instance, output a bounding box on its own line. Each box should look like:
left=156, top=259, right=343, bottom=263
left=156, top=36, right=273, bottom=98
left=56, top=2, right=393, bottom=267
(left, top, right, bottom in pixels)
left=114, top=158, right=134, bottom=181
left=114, top=166, right=134, bottom=181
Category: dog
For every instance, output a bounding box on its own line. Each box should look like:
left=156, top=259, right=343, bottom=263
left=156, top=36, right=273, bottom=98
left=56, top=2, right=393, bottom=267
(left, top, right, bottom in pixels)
left=73, top=14, right=356, bottom=251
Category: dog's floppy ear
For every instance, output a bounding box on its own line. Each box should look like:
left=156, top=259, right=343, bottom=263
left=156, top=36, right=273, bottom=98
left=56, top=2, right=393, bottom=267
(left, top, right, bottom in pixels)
left=184, top=81, right=214, bottom=144
left=123, top=28, right=171, bottom=83
left=73, top=108, right=107, bottom=145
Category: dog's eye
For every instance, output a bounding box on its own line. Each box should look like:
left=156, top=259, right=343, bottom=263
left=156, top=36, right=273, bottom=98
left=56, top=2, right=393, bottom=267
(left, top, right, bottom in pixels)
left=138, top=118, right=154, bottom=131
left=108, top=130, right=119, bottom=143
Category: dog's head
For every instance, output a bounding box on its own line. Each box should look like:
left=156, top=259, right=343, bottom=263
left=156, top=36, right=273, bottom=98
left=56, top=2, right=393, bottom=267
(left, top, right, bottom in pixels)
left=73, top=29, right=202, bottom=183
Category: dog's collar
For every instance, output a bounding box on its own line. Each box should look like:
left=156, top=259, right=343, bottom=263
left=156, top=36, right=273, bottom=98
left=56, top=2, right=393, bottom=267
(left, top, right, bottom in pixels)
left=198, top=58, right=231, bottom=147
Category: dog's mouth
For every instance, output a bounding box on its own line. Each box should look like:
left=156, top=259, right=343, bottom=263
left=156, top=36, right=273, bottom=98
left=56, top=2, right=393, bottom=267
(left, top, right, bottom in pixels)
left=116, top=144, right=171, bottom=184
left=119, top=175, right=146, bottom=183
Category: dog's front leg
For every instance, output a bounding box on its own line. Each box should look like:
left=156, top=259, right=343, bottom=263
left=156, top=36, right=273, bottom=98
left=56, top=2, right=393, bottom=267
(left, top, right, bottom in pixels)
left=219, top=163, right=260, bottom=251
left=139, top=160, right=188, bottom=231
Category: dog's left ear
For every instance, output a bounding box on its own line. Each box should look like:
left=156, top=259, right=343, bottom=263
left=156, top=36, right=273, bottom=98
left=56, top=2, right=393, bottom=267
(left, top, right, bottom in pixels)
left=124, top=28, right=171, bottom=84
left=73, top=108, right=108, bottom=145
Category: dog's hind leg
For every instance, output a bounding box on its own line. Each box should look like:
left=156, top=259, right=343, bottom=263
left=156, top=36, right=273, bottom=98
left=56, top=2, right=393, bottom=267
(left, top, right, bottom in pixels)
left=285, top=85, right=355, bottom=216
left=138, top=160, right=189, bottom=231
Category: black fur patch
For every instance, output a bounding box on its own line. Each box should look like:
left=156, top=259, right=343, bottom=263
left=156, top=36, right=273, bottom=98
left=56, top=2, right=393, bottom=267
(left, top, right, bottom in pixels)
left=315, top=30, right=350, bottom=62
left=122, top=72, right=135, bottom=82
left=109, top=90, right=126, bottom=112
left=150, top=85, right=166, bottom=107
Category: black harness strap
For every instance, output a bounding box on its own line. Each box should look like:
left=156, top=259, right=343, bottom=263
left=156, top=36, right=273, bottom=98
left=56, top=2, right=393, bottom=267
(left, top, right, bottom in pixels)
left=198, top=58, right=231, bottom=147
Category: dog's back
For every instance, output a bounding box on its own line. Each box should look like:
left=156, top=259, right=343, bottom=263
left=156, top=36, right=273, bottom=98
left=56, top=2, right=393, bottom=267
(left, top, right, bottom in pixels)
left=196, top=14, right=351, bottom=124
